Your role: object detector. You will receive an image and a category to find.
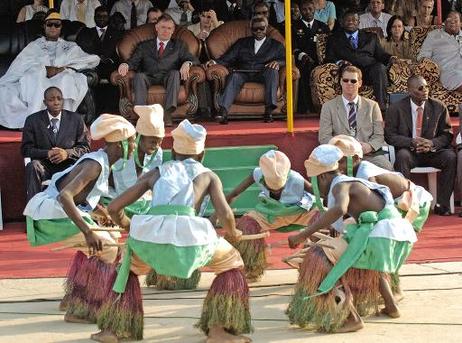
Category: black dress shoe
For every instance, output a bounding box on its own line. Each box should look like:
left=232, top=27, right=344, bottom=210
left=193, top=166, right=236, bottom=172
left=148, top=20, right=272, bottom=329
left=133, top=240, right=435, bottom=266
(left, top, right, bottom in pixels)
left=459, top=211, right=462, bottom=218
left=434, top=204, right=451, bottom=216
left=215, top=107, right=228, bottom=125
left=264, top=113, right=274, bottom=123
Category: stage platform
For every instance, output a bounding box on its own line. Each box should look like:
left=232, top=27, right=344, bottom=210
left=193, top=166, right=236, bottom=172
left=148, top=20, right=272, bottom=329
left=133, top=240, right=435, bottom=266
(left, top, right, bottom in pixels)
left=0, top=117, right=459, bottom=222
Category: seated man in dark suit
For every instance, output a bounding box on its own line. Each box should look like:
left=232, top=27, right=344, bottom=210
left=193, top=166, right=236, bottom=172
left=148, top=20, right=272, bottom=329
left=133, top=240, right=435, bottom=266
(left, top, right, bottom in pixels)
left=293, top=0, right=329, bottom=113
left=76, top=6, right=123, bottom=80
left=325, top=10, right=396, bottom=111
left=117, top=14, right=198, bottom=126
left=385, top=75, right=456, bottom=216
left=206, top=16, right=285, bottom=124
left=21, top=87, right=90, bottom=201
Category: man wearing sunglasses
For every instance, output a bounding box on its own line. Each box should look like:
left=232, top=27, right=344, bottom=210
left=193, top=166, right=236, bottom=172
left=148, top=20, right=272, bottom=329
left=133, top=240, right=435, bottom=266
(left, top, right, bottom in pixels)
left=0, top=11, right=100, bottom=129
left=205, top=16, right=285, bottom=124
left=319, top=65, right=393, bottom=170
left=385, top=75, right=456, bottom=217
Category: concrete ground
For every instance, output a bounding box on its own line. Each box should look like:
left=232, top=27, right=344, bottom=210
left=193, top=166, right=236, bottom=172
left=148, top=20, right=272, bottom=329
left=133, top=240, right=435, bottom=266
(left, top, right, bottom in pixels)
left=0, top=262, right=461, bottom=343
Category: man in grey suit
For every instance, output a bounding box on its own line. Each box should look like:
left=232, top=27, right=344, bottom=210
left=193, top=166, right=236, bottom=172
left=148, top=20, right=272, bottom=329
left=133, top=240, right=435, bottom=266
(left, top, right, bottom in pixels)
left=206, top=16, right=285, bottom=124
left=385, top=75, right=456, bottom=216
left=21, top=87, right=90, bottom=201
left=118, top=14, right=198, bottom=126
left=318, top=65, right=392, bottom=170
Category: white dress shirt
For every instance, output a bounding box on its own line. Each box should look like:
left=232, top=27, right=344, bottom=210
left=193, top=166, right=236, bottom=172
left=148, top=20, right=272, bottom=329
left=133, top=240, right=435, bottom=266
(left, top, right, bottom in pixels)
left=359, top=11, right=392, bottom=37
left=410, top=99, right=426, bottom=138
left=342, top=95, right=359, bottom=118
left=48, top=111, right=62, bottom=131
left=97, top=26, right=107, bottom=38
left=298, top=19, right=315, bottom=61
left=254, top=37, right=266, bottom=54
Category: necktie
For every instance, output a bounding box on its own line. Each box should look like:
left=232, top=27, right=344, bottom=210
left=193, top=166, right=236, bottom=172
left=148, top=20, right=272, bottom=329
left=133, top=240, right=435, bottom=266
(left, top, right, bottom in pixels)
left=306, top=22, right=311, bottom=30
left=180, top=11, right=188, bottom=26
left=269, top=1, right=277, bottom=25
left=99, top=28, right=106, bottom=41
left=349, top=34, right=357, bottom=49
left=76, top=2, right=85, bottom=23
left=130, top=1, right=137, bottom=29
left=158, top=41, right=165, bottom=57
left=50, top=118, right=59, bottom=139
left=348, top=102, right=357, bottom=132
left=416, top=106, right=424, bottom=137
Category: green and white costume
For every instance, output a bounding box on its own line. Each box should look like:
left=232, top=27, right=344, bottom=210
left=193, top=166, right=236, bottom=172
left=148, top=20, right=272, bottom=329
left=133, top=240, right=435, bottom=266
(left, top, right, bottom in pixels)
left=23, top=149, right=112, bottom=246
left=114, top=158, right=220, bottom=293
left=318, top=175, right=417, bottom=293
left=356, top=160, right=432, bottom=232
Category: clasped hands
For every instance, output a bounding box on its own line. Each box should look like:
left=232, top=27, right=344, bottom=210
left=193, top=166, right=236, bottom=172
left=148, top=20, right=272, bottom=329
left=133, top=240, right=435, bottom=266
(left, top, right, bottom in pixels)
left=412, top=137, right=433, bottom=153
left=204, top=60, right=280, bottom=71
left=48, top=147, right=68, bottom=164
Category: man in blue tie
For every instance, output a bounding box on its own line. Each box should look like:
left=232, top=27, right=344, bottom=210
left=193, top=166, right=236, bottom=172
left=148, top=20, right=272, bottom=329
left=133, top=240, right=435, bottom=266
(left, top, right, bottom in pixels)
left=325, top=10, right=397, bottom=111
left=318, top=66, right=392, bottom=170
left=21, top=87, right=90, bottom=201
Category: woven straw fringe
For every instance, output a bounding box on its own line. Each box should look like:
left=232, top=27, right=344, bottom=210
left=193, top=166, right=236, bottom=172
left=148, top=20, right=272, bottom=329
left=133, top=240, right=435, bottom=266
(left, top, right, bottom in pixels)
left=97, top=270, right=144, bottom=340
left=287, top=246, right=351, bottom=332
left=196, top=268, right=252, bottom=336
left=146, top=269, right=201, bottom=290
left=233, top=216, right=267, bottom=282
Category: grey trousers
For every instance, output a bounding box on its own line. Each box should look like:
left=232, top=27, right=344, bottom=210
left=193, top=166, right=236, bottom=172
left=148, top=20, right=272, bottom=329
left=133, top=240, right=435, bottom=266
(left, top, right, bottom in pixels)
left=133, top=71, right=180, bottom=111
left=363, top=153, right=393, bottom=171
left=219, top=68, right=279, bottom=112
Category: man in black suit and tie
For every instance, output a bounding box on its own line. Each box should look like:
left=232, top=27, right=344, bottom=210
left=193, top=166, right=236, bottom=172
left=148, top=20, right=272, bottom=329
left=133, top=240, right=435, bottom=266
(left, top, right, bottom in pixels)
left=206, top=16, right=285, bottom=124
left=211, top=0, right=250, bottom=22
left=385, top=75, right=456, bottom=216
left=293, top=0, right=329, bottom=113
left=76, top=6, right=124, bottom=80
left=326, top=10, right=396, bottom=111
left=21, top=87, right=90, bottom=201
left=117, top=14, right=198, bottom=126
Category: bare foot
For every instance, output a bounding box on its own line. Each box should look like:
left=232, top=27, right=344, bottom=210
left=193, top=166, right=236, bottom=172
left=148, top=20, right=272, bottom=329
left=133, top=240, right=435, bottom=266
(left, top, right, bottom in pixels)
left=335, top=317, right=364, bottom=333
left=207, top=327, right=252, bottom=343
left=90, top=330, right=119, bottom=343
left=380, top=306, right=401, bottom=318
left=64, top=313, right=94, bottom=324
left=394, top=289, right=405, bottom=303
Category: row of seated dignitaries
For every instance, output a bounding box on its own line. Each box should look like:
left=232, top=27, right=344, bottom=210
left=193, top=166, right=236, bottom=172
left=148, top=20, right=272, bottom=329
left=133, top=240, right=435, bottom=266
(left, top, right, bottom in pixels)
left=319, top=66, right=458, bottom=217
left=1, top=10, right=284, bottom=129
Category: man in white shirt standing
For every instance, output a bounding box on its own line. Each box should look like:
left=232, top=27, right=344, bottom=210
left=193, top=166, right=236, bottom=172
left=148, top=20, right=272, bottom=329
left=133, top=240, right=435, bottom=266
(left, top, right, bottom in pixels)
left=111, top=0, right=152, bottom=30
left=319, top=65, right=392, bottom=170
left=60, top=0, right=101, bottom=27
left=205, top=16, right=285, bottom=124
left=359, top=0, right=392, bottom=37
left=385, top=75, right=456, bottom=216
left=165, top=0, right=195, bottom=26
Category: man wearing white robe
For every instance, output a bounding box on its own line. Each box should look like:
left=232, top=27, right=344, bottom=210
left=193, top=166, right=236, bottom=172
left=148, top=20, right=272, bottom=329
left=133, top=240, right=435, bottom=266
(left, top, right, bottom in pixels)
left=418, top=11, right=462, bottom=92
left=0, top=12, right=100, bottom=129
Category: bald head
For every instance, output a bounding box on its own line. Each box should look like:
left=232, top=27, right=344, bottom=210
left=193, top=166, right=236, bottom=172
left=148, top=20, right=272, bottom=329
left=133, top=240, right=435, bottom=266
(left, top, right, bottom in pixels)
left=407, top=75, right=425, bottom=88
left=407, top=75, right=429, bottom=105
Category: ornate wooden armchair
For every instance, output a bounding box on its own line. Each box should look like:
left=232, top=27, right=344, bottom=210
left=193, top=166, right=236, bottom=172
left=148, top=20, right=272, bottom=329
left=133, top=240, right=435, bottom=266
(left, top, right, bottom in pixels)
left=204, top=20, right=299, bottom=118
left=110, top=24, right=206, bottom=122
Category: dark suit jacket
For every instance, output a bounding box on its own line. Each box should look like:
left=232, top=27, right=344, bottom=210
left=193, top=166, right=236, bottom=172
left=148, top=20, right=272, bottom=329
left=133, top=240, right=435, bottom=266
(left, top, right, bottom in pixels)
left=212, top=1, right=251, bottom=22
left=21, top=110, right=90, bottom=163
left=292, top=19, right=329, bottom=65
left=384, top=96, right=453, bottom=151
left=216, top=36, right=285, bottom=71
left=127, top=38, right=198, bottom=78
left=326, top=29, right=391, bottom=68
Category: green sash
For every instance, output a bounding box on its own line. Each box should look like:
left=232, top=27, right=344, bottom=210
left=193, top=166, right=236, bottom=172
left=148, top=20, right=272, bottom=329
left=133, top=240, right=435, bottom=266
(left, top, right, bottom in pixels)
left=318, top=206, right=411, bottom=294
left=254, top=197, right=306, bottom=232
left=26, top=215, right=95, bottom=246
left=100, top=197, right=151, bottom=218
left=113, top=205, right=197, bottom=294
left=398, top=202, right=431, bottom=233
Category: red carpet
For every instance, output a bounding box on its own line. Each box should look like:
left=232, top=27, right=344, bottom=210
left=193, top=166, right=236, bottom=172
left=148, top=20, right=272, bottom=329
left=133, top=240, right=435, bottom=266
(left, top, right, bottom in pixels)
left=1, top=213, right=460, bottom=279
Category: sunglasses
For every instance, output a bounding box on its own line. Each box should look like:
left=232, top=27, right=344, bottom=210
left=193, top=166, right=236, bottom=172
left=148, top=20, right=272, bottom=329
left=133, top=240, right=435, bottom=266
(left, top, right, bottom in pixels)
left=46, top=22, right=61, bottom=28
left=342, top=78, right=358, bottom=84
left=201, top=15, right=212, bottom=19
left=252, top=26, right=266, bottom=32
left=255, top=10, right=269, bottom=15
left=417, top=85, right=429, bottom=91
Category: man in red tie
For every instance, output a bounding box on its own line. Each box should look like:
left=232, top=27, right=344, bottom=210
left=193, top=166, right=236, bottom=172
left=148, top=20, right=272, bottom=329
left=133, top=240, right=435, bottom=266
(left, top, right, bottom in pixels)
left=385, top=75, right=456, bottom=216
left=117, top=14, right=198, bottom=126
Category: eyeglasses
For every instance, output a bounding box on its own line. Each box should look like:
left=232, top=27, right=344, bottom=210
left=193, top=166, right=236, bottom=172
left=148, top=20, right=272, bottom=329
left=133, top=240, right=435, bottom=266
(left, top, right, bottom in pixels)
left=417, top=85, right=429, bottom=91
left=255, top=10, right=269, bottom=15
left=342, top=78, right=358, bottom=84
left=201, top=15, right=212, bottom=19
left=252, top=26, right=266, bottom=32
left=46, top=22, right=61, bottom=28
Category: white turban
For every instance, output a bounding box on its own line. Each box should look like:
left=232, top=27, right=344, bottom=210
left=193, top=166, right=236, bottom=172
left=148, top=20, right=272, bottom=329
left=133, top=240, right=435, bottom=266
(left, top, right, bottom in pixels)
left=171, top=119, right=206, bottom=155
left=259, top=150, right=291, bottom=190
left=134, top=104, right=165, bottom=138
left=304, top=145, right=343, bottom=177
left=90, top=114, right=136, bottom=142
